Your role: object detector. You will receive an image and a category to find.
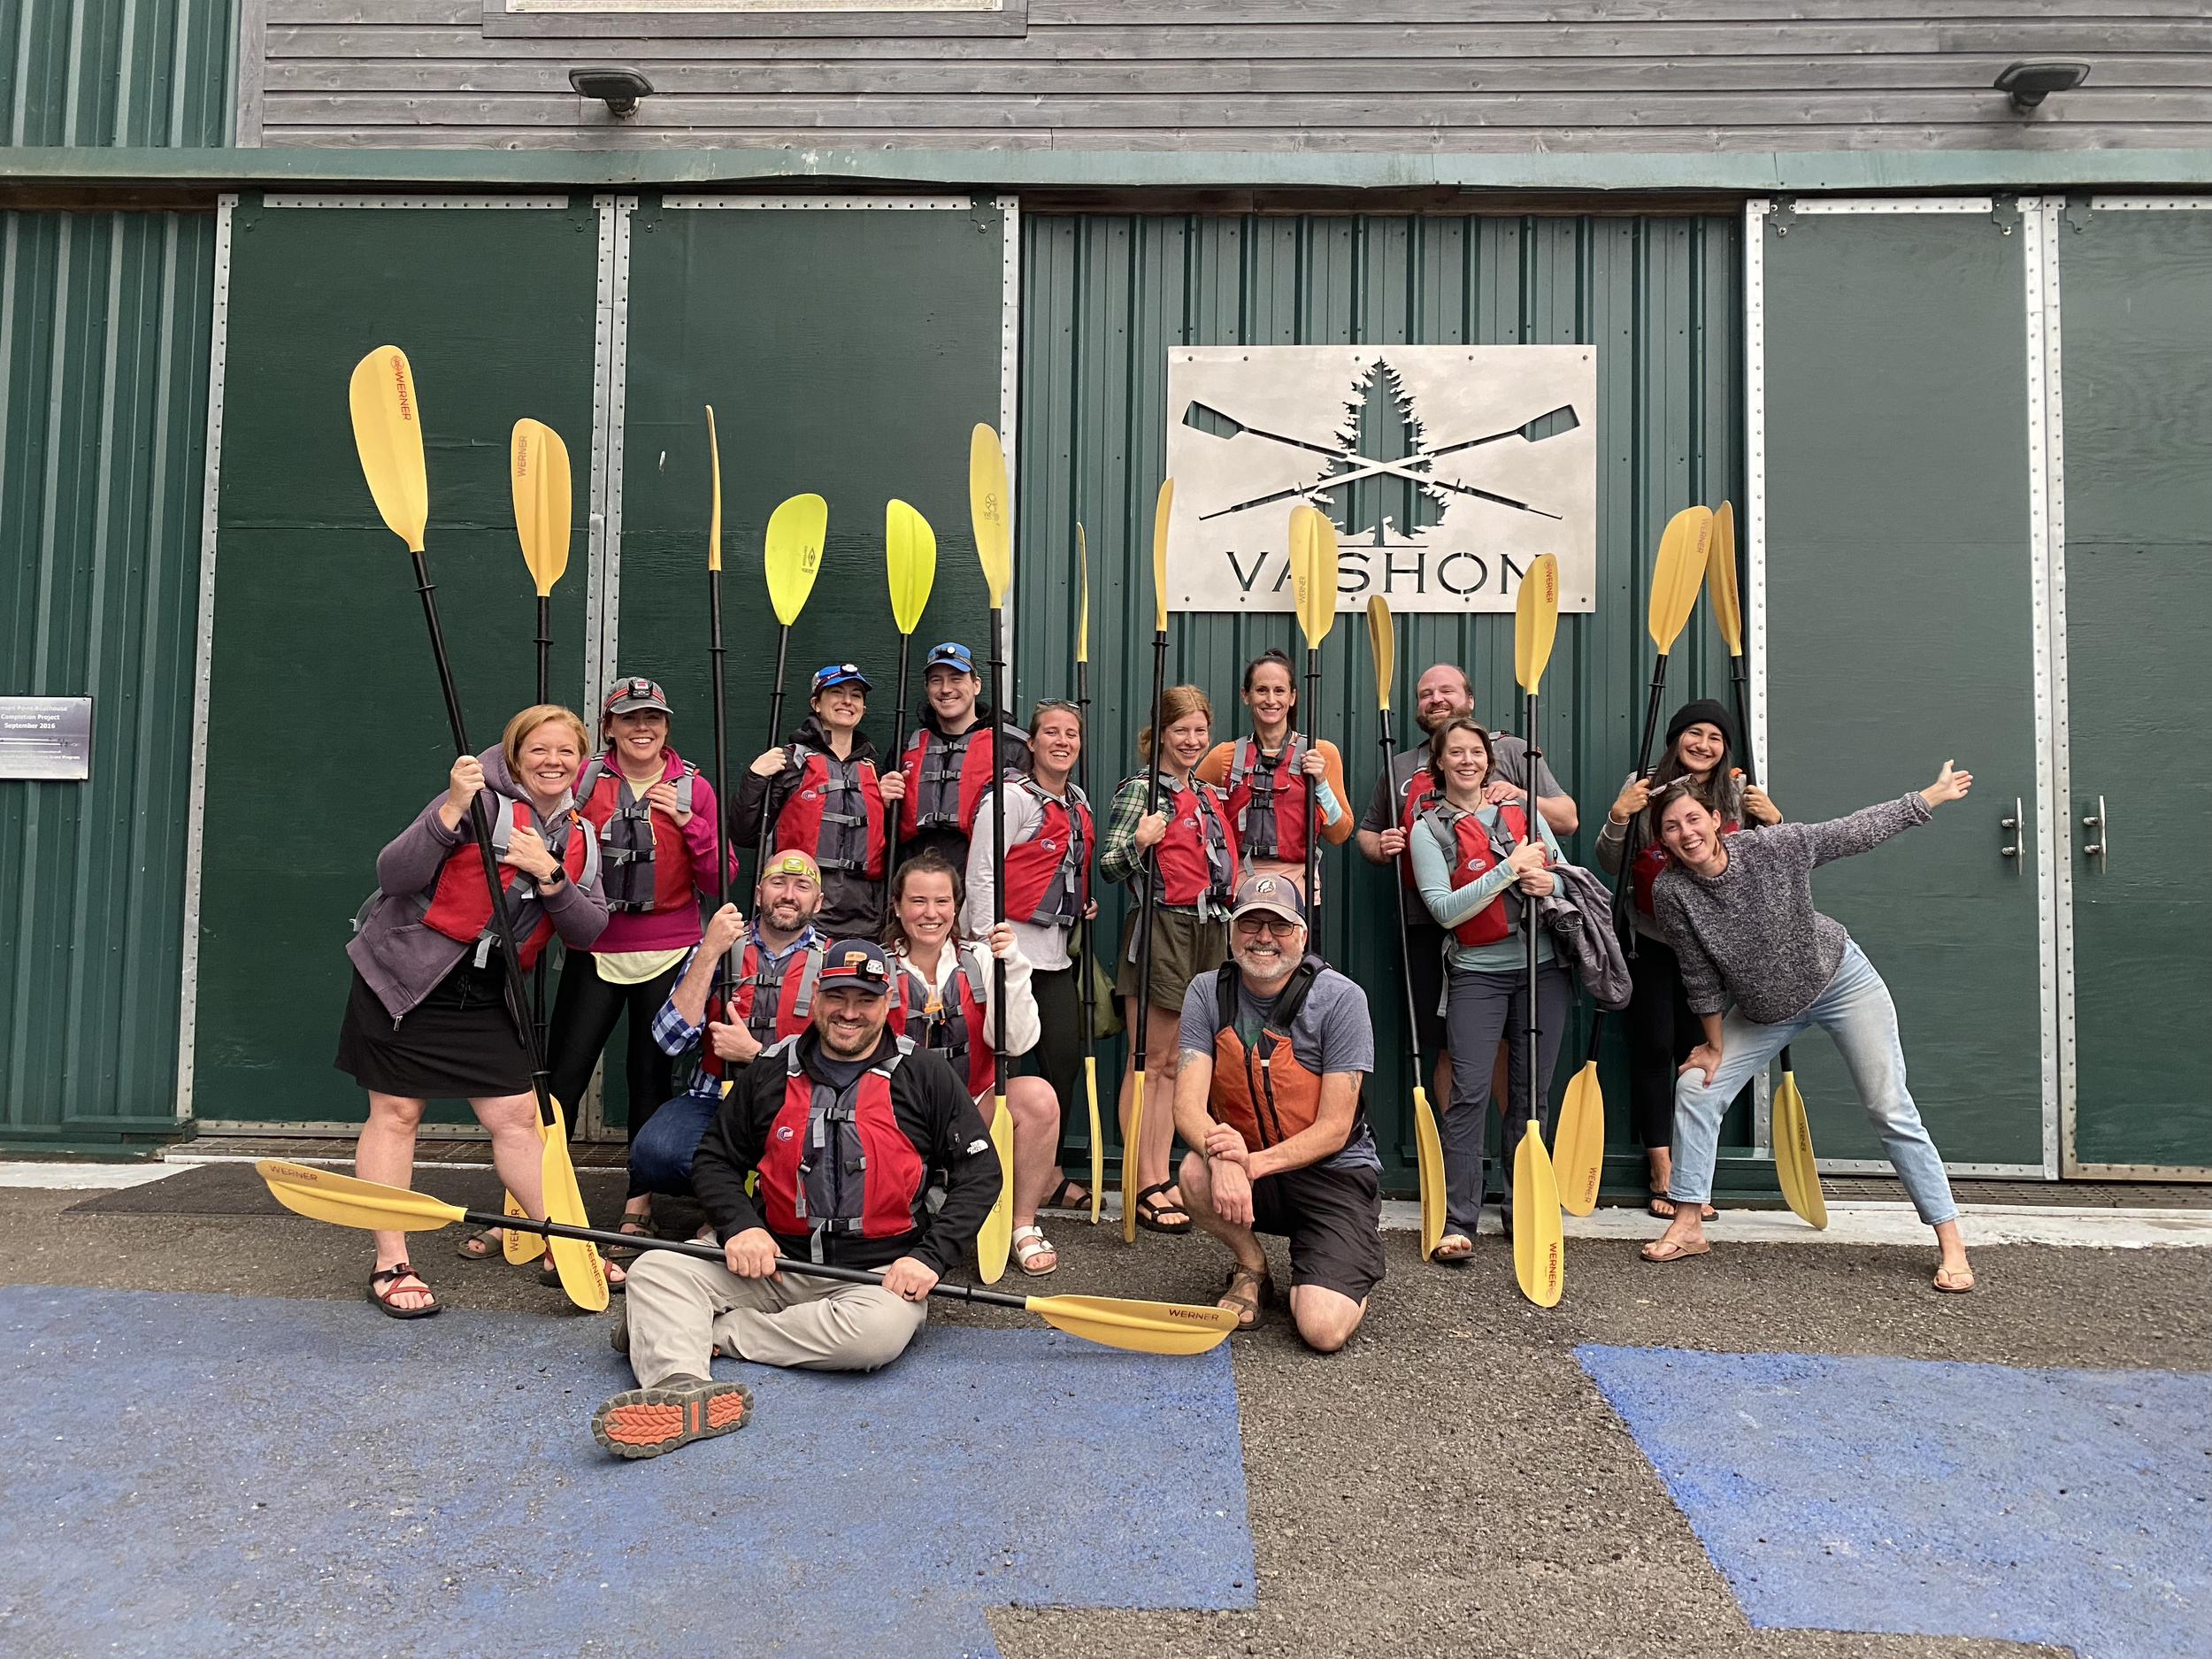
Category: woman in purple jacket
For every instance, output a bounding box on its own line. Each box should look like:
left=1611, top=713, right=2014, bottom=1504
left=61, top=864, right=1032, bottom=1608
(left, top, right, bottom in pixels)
left=337, top=704, right=610, bottom=1317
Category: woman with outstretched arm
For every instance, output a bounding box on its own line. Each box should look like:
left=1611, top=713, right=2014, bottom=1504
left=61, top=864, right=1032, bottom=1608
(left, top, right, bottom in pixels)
left=1645, top=761, right=1978, bottom=1292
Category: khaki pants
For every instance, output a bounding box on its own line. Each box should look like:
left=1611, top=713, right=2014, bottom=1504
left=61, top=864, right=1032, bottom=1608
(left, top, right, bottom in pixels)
left=620, top=1249, right=926, bottom=1386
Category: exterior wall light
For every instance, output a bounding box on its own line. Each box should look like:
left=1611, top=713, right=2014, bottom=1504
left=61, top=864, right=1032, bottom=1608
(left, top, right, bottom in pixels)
left=569, top=65, right=655, bottom=118
left=1994, top=60, right=2091, bottom=113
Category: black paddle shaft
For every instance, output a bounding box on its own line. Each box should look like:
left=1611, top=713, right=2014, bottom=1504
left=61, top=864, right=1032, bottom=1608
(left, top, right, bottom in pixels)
left=1130, top=628, right=1171, bottom=1081
left=467, top=1210, right=1035, bottom=1311
left=532, top=594, right=552, bottom=1041
left=1523, top=687, right=1543, bottom=1143
left=756, top=625, right=791, bottom=881
left=1725, top=652, right=1793, bottom=1079
left=1074, top=654, right=1095, bottom=1048
left=884, top=633, right=910, bottom=912
left=988, top=602, right=1009, bottom=1104
left=708, top=566, right=738, bottom=983
left=409, top=550, right=555, bottom=1125
left=1606, top=649, right=1678, bottom=958
left=1303, top=647, right=1322, bottom=956
left=1377, top=707, right=1424, bottom=1080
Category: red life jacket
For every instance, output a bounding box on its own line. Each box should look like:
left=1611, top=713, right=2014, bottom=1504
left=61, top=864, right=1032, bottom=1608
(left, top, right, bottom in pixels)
left=1632, top=815, right=1740, bottom=914
left=1124, top=774, right=1239, bottom=910
left=899, top=721, right=1009, bottom=839
left=753, top=1036, right=928, bottom=1253
left=414, top=797, right=598, bottom=970
left=1394, top=764, right=1440, bottom=891
left=696, top=936, right=826, bottom=1081
left=1001, top=777, right=1092, bottom=928
left=1224, top=733, right=1312, bottom=864
left=772, top=744, right=886, bottom=878
left=1421, top=801, right=1540, bottom=948
left=575, top=754, right=700, bottom=915
left=887, top=943, right=995, bottom=1099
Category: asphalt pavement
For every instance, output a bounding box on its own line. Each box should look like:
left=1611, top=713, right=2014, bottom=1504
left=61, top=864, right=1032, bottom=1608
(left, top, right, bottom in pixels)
left=9, top=1179, right=2204, bottom=1658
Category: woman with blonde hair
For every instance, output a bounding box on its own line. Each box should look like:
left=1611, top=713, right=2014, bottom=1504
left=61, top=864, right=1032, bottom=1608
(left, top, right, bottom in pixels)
left=336, top=703, right=611, bottom=1316
left=1098, top=684, right=1240, bottom=1232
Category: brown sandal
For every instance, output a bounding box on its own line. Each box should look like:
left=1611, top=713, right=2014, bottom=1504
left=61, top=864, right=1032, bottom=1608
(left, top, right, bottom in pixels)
left=1217, top=1262, right=1274, bottom=1330
left=1640, top=1237, right=1711, bottom=1263
left=1932, top=1263, right=1977, bottom=1294
left=368, top=1263, right=441, bottom=1318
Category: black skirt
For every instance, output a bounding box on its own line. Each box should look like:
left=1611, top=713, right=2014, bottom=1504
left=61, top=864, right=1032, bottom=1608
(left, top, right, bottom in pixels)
left=334, top=958, right=531, bottom=1100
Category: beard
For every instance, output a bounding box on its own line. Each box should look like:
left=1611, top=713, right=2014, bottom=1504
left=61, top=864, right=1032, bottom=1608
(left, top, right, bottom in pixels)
left=1233, top=936, right=1300, bottom=987
left=818, top=1014, right=884, bottom=1058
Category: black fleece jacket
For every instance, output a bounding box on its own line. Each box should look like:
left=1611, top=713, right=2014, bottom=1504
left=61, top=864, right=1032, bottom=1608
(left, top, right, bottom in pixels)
left=691, top=1026, right=1000, bottom=1277
left=733, top=712, right=886, bottom=935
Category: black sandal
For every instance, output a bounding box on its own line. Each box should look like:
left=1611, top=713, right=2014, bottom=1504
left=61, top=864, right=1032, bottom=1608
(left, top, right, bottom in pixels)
left=455, top=1227, right=503, bottom=1261
left=368, top=1263, right=441, bottom=1319
left=1133, top=1180, right=1192, bottom=1234
left=603, top=1213, right=654, bottom=1262
left=1040, top=1178, right=1091, bottom=1213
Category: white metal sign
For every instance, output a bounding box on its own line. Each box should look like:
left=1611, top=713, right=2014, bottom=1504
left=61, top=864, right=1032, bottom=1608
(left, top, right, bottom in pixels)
left=1164, top=345, right=1596, bottom=615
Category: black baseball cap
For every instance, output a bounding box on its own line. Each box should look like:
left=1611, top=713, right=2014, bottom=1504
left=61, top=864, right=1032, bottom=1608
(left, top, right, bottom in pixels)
left=816, top=939, right=893, bottom=996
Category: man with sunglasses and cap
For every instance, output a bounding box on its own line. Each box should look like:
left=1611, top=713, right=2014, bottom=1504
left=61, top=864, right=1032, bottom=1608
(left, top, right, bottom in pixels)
left=596, top=938, right=1001, bottom=1459
left=736, top=664, right=905, bottom=936
left=895, top=640, right=1032, bottom=875
left=1171, top=873, right=1383, bottom=1354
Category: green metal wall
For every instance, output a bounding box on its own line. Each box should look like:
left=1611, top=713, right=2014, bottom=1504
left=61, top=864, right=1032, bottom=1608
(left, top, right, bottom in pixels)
left=0, top=208, right=218, bottom=1143
left=2, top=0, right=234, bottom=147
left=1012, top=211, right=1748, bottom=1192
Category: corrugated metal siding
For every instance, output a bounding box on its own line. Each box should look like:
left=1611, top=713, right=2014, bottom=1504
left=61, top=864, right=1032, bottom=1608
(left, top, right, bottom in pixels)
left=3, top=0, right=235, bottom=147
left=1013, top=211, right=1743, bottom=1183
left=0, top=209, right=215, bottom=1139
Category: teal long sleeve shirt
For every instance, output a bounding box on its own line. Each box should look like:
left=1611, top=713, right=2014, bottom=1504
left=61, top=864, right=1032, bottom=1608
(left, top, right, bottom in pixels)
left=1409, top=800, right=1565, bottom=974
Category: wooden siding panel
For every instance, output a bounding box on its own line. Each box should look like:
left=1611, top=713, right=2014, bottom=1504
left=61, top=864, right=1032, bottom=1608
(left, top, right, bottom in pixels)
left=255, top=0, right=2212, bottom=152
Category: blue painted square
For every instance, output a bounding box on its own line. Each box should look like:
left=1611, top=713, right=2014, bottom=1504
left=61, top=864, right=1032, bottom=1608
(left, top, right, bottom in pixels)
left=0, top=1285, right=1253, bottom=1659
left=1577, top=1345, right=2211, bottom=1659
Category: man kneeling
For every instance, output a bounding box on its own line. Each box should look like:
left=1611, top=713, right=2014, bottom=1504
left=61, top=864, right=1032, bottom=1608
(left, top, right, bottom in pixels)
left=1173, top=875, right=1384, bottom=1354
left=594, top=939, right=1000, bottom=1458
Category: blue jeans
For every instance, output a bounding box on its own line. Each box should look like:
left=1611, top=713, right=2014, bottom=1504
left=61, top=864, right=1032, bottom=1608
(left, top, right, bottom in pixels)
left=627, top=1093, right=718, bottom=1200
left=1670, top=941, right=1957, bottom=1225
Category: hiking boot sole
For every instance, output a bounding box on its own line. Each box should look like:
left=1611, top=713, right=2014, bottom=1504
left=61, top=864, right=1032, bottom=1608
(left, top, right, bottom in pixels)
left=591, top=1378, right=753, bottom=1460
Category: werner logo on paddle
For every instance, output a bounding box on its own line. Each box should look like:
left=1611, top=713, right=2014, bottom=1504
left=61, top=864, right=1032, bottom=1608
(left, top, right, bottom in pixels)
left=388, top=355, right=413, bottom=424
left=1164, top=345, right=1595, bottom=616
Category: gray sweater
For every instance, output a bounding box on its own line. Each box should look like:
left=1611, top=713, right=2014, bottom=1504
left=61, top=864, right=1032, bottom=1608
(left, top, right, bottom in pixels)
left=1651, top=794, right=1932, bottom=1025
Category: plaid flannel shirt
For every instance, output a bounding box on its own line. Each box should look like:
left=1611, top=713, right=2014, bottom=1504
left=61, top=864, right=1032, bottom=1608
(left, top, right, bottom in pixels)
left=650, top=923, right=826, bottom=1099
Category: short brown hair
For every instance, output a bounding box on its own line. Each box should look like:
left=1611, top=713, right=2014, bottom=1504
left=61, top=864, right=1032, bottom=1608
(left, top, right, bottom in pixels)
left=1430, top=716, right=1494, bottom=787
left=1137, top=684, right=1213, bottom=761
left=502, top=704, right=591, bottom=780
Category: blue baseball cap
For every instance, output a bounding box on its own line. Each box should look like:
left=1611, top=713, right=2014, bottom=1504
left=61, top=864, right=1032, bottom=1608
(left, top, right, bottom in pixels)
left=810, top=663, right=872, bottom=695
left=816, top=938, right=894, bottom=996
left=923, top=641, right=976, bottom=675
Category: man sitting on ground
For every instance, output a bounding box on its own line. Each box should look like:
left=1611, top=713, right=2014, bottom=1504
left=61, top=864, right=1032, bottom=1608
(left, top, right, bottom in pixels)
left=1172, top=874, right=1383, bottom=1354
left=593, top=939, right=1000, bottom=1458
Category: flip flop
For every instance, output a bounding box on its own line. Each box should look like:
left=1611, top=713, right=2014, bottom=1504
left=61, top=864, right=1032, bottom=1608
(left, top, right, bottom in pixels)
left=1431, top=1233, right=1476, bottom=1264
left=1932, top=1264, right=1977, bottom=1294
left=1640, top=1237, right=1711, bottom=1263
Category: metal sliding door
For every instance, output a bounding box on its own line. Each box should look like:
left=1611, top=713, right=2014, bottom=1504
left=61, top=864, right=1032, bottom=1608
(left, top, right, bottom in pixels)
left=1754, top=197, right=2055, bottom=1176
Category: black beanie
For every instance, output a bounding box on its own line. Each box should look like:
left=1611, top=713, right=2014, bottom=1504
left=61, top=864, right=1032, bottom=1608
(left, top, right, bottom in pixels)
left=1665, top=698, right=1737, bottom=758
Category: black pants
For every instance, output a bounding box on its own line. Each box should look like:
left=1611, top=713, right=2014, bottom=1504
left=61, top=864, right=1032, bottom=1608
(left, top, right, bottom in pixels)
left=1624, top=933, right=1696, bottom=1156
left=546, top=955, right=683, bottom=1157
left=1016, top=964, right=1087, bottom=1165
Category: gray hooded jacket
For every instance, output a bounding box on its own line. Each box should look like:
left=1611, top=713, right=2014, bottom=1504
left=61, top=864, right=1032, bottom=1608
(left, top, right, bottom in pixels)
left=347, top=747, right=609, bottom=1022
left=1533, top=859, right=1632, bottom=1012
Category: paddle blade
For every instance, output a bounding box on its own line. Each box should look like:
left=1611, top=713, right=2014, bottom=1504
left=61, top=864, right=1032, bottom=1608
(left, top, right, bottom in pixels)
left=1647, top=504, right=1714, bottom=653
left=1085, top=1055, right=1102, bottom=1225
left=1366, top=595, right=1395, bottom=712
left=1772, top=1061, right=1829, bottom=1230
left=886, top=498, right=938, bottom=635
left=977, top=1095, right=1014, bottom=1282
left=511, top=419, right=571, bottom=596
left=1122, top=1071, right=1144, bottom=1244
left=348, top=346, right=428, bottom=553
left=1075, top=524, right=1090, bottom=667
left=1026, top=1294, right=1237, bottom=1357
left=970, top=425, right=1012, bottom=607
left=1554, top=1059, right=1606, bottom=1217
left=705, top=406, right=723, bottom=574
left=1150, top=478, right=1172, bottom=635
left=1288, top=503, right=1322, bottom=645
left=1412, top=1086, right=1445, bottom=1261
left=764, top=494, right=828, bottom=626
left=541, top=1098, right=611, bottom=1311
left=257, top=1159, right=466, bottom=1233
left=1706, top=499, right=1742, bottom=657
left=1313, top=513, right=1340, bottom=644
left=503, top=1108, right=554, bottom=1262
left=1511, top=1127, right=1565, bottom=1308
left=1513, top=551, right=1561, bottom=694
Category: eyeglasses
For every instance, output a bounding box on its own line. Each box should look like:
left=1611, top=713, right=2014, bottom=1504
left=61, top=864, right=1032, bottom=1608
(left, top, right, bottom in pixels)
left=1234, top=915, right=1301, bottom=937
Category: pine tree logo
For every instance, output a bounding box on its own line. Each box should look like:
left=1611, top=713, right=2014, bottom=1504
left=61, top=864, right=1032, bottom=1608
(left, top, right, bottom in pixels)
left=1322, top=357, right=1448, bottom=543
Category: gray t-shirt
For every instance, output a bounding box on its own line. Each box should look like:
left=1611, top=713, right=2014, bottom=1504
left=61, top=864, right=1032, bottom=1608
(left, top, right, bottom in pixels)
left=1358, top=733, right=1563, bottom=834
left=1179, top=964, right=1380, bottom=1171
